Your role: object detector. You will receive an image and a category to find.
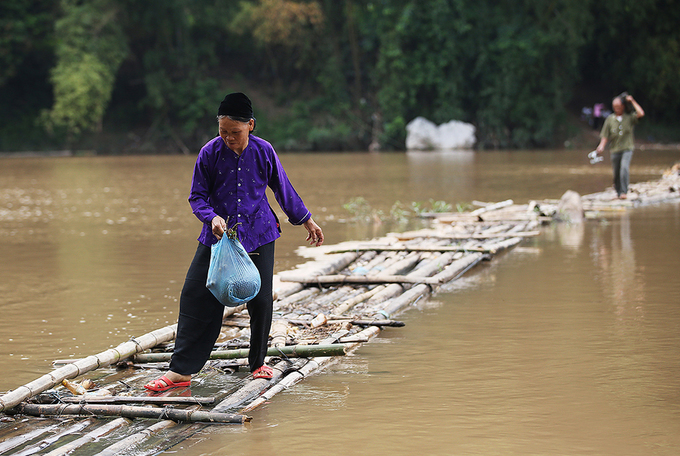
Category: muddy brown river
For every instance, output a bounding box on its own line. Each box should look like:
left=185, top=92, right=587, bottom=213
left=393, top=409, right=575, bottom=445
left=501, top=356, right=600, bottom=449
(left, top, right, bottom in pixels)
left=1, top=148, right=679, bottom=455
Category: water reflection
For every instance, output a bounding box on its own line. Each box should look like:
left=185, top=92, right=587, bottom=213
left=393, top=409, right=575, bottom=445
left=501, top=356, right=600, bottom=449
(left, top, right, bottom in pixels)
left=591, top=214, right=645, bottom=329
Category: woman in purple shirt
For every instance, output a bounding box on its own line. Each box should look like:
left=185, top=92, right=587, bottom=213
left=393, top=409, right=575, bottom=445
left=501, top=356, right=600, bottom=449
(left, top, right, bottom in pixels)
left=145, top=93, right=324, bottom=391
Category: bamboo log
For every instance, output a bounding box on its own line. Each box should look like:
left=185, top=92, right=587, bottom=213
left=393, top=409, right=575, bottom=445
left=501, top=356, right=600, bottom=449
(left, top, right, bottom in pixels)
left=0, top=423, right=61, bottom=454
left=0, top=324, right=178, bottom=412
left=429, top=252, right=484, bottom=284
left=470, top=199, right=514, bottom=215
left=396, top=230, right=540, bottom=240
left=239, top=330, right=359, bottom=413
left=133, top=343, right=348, bottom=363
left=380, top=252, right=422, bottom=276
left=270, top=320, right=289, bottom=348
left=366, top=283, right=404, bottom=306
left=280, top=274, right=441, bottom=285
left=58, top=396, right=215, bottom=405
left=96, top=420, right=177, bottom=456
left=326, top=245, right=490, bottom=254
left=41, top=418, right=129, bottom=456
left=408, top=251, right=456, bottom=278
left=275, top=287, right=321, bottom=308
left=288, top=318, right=404, bottom=327
left=239, top=358, right=322, bottom=413
left=10, top=419, right=93, bottom=456
left=481, top=236, right=522, bottom=254
left=331, top=286, right=385, bottom=316
left=223, top=303, right=247, bottom=319
left=13, top=403, right=250, bottom=424
left=212, top=360, right=290, bottom=413
left=376, top=284, right=430, bottom=319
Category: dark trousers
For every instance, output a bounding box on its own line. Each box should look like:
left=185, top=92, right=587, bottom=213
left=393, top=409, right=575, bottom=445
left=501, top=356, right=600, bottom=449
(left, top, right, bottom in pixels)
left=169, top=241, right=275, bottom=375
left=611, top=149, right=633, bottom=196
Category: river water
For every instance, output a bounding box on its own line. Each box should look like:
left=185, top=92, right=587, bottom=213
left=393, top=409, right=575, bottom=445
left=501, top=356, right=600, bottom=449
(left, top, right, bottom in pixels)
left=1, top=149, right=679, bottom=455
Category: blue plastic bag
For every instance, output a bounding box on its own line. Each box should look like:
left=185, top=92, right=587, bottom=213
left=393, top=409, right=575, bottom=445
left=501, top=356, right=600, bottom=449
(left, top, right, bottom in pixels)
left=206, top=230, right=261, bottom=307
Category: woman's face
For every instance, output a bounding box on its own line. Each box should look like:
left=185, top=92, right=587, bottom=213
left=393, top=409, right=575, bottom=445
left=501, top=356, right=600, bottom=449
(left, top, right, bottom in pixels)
left=219, top=117, right=253, bottom=154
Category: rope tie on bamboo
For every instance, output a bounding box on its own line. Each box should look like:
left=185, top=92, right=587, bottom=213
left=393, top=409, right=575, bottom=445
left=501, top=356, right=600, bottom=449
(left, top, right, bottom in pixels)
left=81, top=404, right=98, bottom=417
left=55, top=403, right=70, bottom=418
left=274, top=346, right=291, bottom=361
left=159, top=405, right=171, bottom=421
left=376, top=309, right=390, bottom=319
left=129, top=336, right=144, bottom=352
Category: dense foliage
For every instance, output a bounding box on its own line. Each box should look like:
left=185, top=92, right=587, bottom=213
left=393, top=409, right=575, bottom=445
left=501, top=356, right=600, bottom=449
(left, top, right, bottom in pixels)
left=0, top=0, right=678, bottom=152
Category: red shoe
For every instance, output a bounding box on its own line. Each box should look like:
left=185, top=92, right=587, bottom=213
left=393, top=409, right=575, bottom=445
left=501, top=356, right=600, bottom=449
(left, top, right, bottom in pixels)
left=144, top=375, right=190, bottom=392
left=252, top=365, right=273, bottom=379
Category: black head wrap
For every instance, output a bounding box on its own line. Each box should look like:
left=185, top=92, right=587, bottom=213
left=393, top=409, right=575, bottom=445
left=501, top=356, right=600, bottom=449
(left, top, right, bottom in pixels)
left=218, top=92, right=253, bottom=119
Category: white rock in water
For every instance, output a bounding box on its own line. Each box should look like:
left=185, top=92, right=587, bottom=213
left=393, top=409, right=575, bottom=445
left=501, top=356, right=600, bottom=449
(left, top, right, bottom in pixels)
left=436, top=120, right=476, bottom=149
left=405, top=117, right=439, bottom=150
left=555, top=190, right=584, bottom=223
left=406, top=116, right=476, bottom=150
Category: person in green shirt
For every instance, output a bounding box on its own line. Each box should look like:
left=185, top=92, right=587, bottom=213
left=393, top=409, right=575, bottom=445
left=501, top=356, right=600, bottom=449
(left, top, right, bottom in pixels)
left=595, top=94, right=645, bottom=199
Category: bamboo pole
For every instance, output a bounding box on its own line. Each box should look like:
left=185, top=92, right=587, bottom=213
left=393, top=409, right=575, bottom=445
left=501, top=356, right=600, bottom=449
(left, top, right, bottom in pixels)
left=9, top=419, right=94, bottom=456
left=376, top=284, right=430, bottom=319
left=41, top=418, right=129, bottom=456
left=326, top=245, right=491, bottom=254
left=133, top=343, right=348, bottom=363
left=0, top=423, right=61, bottom=454
left=380, top=252, right=422, bottom=276
left=270, top=319, right=289, bottom=348
left=395, top=230, right=540, bottom=240
left=96, top=420, right=177, bottom=456
left=429, top=252, right=484, bottom=284
left=212, top=359, right=291, bottom=413
left=331, top=285, right=385, bottom=316
left=287, top=318, right=404, bottom=327
left=223, top=303, right=247, bottom=319
left=280, top=274, right=441, bottom=285
left=470, top=200, right=514, bottom=215
left=58, top=396, right=215, bottom=405
left=240, top=329, right=369, bottom=413
left=0, top=324, right=178, bottom=412
left=469, top=199, right=513, bottom=215
left=13, top=403, right=251, bottom=424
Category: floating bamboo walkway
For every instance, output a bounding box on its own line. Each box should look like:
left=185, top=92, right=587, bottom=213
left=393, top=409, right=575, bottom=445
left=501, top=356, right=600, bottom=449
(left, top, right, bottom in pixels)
left=1, top=165, right=678, bottom=455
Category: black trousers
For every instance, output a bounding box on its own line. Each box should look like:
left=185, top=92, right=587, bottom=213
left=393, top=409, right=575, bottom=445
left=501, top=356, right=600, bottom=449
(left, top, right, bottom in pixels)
left=169, top=241, right=275, bottom=375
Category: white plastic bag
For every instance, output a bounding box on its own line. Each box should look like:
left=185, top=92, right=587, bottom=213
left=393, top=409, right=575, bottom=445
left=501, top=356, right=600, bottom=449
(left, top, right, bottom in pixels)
left=206, top=230, right=261, bottom=307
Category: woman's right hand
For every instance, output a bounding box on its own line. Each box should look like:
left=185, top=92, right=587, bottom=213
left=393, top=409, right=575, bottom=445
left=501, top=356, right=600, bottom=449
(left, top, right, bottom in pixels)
left=212, top=215, right=227, bottom=239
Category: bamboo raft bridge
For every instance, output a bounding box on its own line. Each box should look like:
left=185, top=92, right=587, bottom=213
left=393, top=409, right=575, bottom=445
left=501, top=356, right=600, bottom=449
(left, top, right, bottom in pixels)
left=1, top=166, right=678, bottom=455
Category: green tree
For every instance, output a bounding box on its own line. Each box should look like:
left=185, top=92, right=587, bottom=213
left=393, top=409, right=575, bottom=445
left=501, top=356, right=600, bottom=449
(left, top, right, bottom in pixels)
left=43, top=0, right=128, bottom=140
left=372, top=0, right=591, bottom=149
left=0, top=0, right=57, bottom=150
left=585, top=0, right=680, bottom=122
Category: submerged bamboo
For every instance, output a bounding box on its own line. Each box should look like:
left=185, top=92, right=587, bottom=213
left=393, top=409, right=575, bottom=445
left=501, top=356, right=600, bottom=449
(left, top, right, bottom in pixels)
left=41, top=418, right=129, bottom=456
left=96, top=420, right=177, bottom=456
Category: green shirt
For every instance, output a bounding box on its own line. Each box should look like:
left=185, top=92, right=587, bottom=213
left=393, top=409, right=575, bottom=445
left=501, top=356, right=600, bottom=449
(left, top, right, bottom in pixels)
left=600, top=112, right=639, bottom=153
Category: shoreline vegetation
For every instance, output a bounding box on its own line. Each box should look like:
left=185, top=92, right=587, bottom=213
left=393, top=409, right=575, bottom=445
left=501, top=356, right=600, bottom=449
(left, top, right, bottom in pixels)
left=2, top=109, right=678, bottom=157
left=3, top=2, right=679, bottom=154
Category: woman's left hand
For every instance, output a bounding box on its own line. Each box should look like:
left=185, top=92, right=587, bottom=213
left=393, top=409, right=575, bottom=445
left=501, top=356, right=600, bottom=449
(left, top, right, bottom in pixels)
left=303, top=218, right=324, bottom=246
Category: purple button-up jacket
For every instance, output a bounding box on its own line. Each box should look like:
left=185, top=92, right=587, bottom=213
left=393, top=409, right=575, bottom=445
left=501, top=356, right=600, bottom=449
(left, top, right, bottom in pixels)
left=189, top=135, right=311, bottom=252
